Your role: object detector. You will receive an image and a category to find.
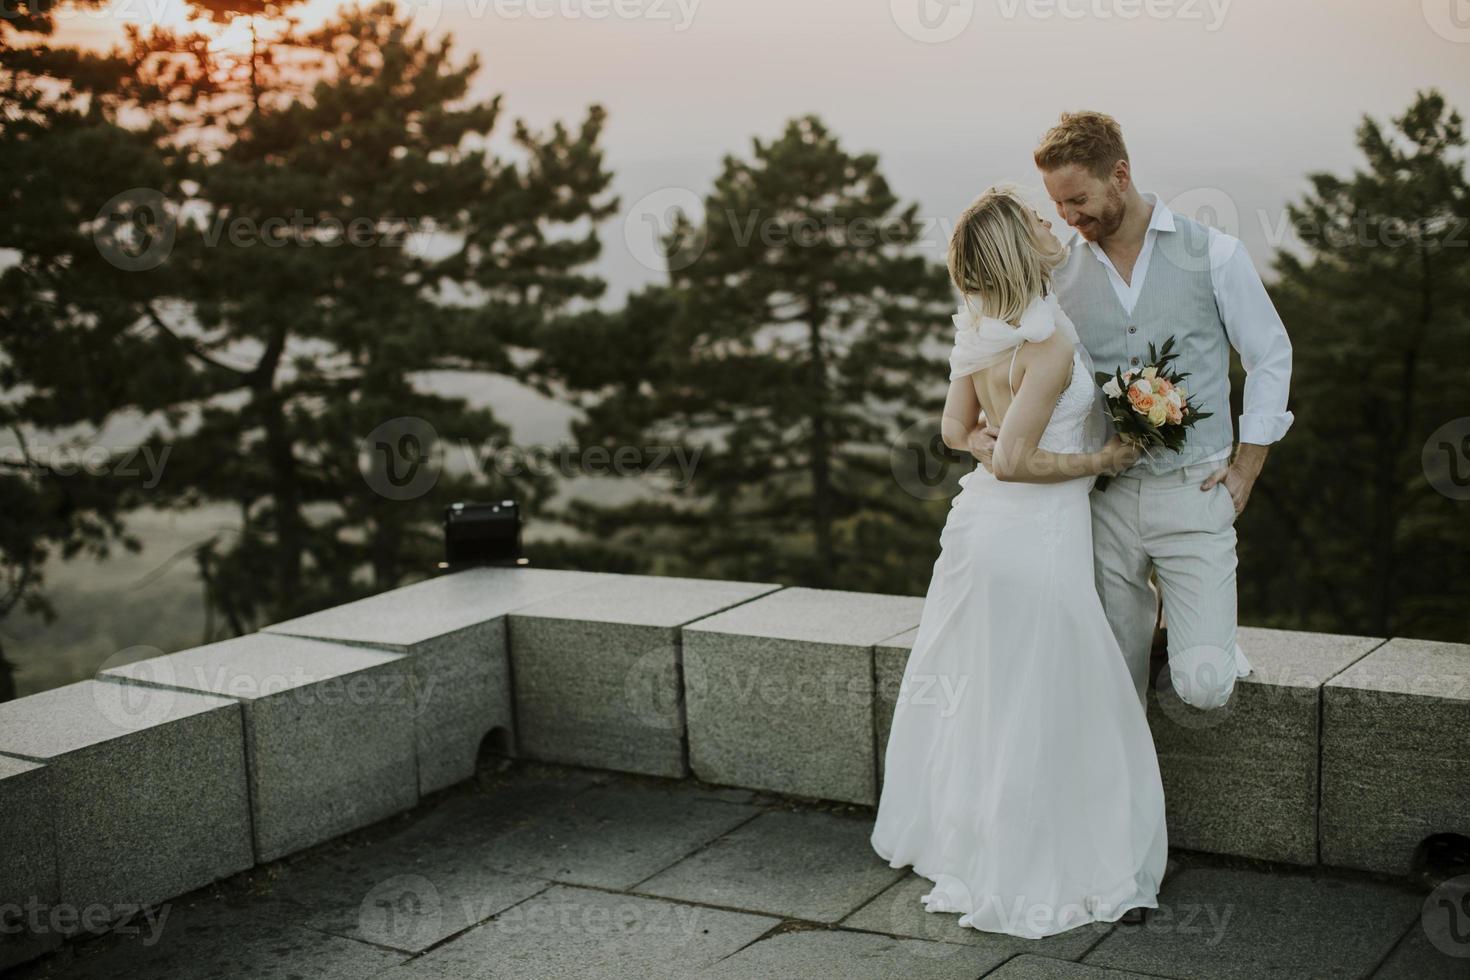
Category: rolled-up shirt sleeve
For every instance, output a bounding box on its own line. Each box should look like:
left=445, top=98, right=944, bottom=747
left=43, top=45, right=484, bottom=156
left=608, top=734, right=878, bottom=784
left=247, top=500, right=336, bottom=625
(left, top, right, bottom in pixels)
left=1209, top=230, right=1295, bottom=446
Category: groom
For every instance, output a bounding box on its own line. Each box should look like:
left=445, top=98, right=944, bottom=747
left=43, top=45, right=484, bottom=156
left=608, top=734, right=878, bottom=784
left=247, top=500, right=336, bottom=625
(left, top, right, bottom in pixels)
left=970, top=110, right=1294, bottom=711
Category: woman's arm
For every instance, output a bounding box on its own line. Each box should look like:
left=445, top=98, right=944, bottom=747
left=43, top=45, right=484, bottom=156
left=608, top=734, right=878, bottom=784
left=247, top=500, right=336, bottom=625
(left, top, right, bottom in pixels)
left=992, top=337, right=1137, bottom=483
left=941, top=373, right=982, bottom=451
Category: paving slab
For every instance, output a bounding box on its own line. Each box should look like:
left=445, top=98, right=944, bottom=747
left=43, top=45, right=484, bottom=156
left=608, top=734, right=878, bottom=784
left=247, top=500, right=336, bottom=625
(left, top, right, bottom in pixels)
left=513, top=781, right=755, bottom=884
left=381, top=764, right=606, bottom=855
left=265, top=566, right=619, bottom=795
left=373, top=884, right=779, bottom=980
left=981, top=955, right=1163, bottom=979
left=252, top=846, right=548, bottom=952
left=1373, top=902, right=1470, bottom=979
left=634, top=808, right=907, bottom=922
left=691, top=925, right=1010, bottom=979
left=1081, top=866, right=1423, bottom=980
left=0, top=680, right=253, bottom=933
left=1322, top=637, right=1470, bottom=875
left=0, top=755, right=61, bottom=971
left=507, top=574, right=780, bottom=777
left=1145, top=627, right=1382, bottom=866
left=102, top=632, right=419, bottom=862
left=474, top=778, right=762, bottom=889
left=842, top=872, right=1108, bottom=962
left=4, top=892, right=409, bottom=980
left=682, top=587, right=924, bottom=805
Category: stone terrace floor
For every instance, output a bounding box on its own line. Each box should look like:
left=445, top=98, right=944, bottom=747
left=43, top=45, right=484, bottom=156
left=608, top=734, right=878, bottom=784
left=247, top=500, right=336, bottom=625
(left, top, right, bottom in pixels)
left=12, top=761, right=1466, bottom=980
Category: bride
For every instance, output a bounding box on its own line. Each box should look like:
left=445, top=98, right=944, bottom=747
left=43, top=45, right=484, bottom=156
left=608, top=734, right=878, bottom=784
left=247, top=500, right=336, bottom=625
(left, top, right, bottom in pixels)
left=870, top=184, right=1167, bottom=938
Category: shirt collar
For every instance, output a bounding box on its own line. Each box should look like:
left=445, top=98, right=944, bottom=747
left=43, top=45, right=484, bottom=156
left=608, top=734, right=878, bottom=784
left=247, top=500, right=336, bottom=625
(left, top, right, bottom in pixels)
left=1142, top=191, right=1176, bottom=233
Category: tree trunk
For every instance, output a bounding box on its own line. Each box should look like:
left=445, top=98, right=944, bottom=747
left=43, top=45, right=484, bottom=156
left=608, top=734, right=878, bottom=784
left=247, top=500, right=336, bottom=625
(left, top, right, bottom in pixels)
left=0, top=640, right=16, bottom=704
left=807, top=300, right=834, bottom=585
left=253, top=327, right=306, bottom=618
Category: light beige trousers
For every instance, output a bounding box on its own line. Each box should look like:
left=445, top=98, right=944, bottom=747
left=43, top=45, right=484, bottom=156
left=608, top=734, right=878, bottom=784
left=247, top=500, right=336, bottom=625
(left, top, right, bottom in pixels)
left=1088, top=460, right=1252, bottom=710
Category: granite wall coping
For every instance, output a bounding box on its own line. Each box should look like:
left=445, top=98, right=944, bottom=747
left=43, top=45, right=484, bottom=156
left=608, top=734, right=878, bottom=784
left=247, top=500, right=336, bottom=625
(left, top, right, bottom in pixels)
left=681, top=585, right=925, bottom=647
left=0, top=677, right=241, bottom=760
left=507, top=574, right=782, bottom=627
left=263, top=566, right=619, bottom=649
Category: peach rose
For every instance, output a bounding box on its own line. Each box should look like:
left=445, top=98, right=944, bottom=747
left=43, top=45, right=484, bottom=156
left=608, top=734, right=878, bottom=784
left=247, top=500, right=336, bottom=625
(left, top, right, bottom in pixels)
left=1128, top=387, right=1155, bottom=413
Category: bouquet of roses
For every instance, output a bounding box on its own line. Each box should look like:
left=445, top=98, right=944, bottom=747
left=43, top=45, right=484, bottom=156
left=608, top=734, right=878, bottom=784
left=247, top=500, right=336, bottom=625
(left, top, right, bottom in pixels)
left=1095, top=335, right=1212, bottom=463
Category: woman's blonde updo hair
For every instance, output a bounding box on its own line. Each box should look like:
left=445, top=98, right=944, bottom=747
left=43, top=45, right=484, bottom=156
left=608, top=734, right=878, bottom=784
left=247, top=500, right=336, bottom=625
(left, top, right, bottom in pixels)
left=947, top=183, right=1067, bottom=326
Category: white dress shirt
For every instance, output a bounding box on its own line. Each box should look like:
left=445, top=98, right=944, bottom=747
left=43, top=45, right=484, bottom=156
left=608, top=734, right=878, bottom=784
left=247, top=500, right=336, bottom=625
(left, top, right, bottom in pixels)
left=1079, top=192, right=1295, bottom=464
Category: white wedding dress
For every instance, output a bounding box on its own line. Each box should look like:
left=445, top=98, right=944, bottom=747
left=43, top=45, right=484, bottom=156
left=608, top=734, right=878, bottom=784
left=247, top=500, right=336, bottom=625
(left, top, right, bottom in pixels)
left=869, top=291, right=1167, bottom=939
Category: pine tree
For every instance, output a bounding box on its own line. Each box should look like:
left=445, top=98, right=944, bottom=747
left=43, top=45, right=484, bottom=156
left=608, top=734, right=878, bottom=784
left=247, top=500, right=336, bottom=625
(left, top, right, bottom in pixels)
left=1243, top=89, right=1470, bottom=640
left=130, top=3, right=617, bottom=626
left=540, top=115, right=956, bottom=590
left=1, top=3, right=617, bottom=681
left=1, top=0, right=174, bottom=700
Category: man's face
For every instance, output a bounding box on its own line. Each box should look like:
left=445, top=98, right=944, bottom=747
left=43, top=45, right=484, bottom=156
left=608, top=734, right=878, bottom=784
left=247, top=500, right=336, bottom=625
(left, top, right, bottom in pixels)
left=1042, top=163, right=1125, bottom=242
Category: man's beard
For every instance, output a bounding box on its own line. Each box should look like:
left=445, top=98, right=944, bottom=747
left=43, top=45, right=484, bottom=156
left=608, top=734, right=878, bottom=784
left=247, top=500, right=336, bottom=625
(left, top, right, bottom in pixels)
left=1076, top=193, right=1125, bottom=242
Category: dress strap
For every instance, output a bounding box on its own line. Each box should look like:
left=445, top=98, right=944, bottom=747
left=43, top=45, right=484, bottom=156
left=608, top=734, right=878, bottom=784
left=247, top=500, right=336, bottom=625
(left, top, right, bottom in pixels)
left=1007, top=343, right=1024, bottom=396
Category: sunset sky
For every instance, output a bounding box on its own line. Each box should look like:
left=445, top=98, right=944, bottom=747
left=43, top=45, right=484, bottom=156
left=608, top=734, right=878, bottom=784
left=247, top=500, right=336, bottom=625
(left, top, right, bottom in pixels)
left=51, top=0, right=1470, bottom=302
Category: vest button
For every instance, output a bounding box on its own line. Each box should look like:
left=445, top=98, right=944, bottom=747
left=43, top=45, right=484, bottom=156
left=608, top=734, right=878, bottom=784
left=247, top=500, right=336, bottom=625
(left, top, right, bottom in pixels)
left=1130, top=356, right=1140, bottom=366
left=1128, top=325, right=1138, bottom=334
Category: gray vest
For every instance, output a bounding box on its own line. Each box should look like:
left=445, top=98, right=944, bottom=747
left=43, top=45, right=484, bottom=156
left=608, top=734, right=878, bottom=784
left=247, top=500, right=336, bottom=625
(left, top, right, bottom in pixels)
left=1052, top=214, right=1235, bottom=475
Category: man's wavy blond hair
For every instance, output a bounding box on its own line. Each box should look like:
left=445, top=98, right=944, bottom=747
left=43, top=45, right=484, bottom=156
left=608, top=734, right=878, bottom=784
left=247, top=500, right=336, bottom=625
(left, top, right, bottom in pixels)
left=1033, top=110, right=1128, bottom=180
left=947, top=184, right=1066, bottom=325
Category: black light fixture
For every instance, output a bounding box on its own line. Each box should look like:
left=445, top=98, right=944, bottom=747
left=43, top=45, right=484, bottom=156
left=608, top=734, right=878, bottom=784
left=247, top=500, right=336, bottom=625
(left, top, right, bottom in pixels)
left=439, top=500, right=527, bottom=571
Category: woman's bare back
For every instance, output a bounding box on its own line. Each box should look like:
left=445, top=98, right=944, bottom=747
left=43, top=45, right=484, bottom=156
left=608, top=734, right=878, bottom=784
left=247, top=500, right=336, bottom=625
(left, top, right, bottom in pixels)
left=970, top=362, right=1018, bottom=433
left=970, top=336, right=1050, bottom=431
left=972, top=330, right=1081, bottom=442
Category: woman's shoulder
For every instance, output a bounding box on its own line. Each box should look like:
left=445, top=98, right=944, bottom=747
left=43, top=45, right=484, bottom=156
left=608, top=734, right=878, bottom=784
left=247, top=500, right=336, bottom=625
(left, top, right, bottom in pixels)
left=1017, top=324, right=1073, bottom=365
left=1010, top=325, right=1075, bottom=396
